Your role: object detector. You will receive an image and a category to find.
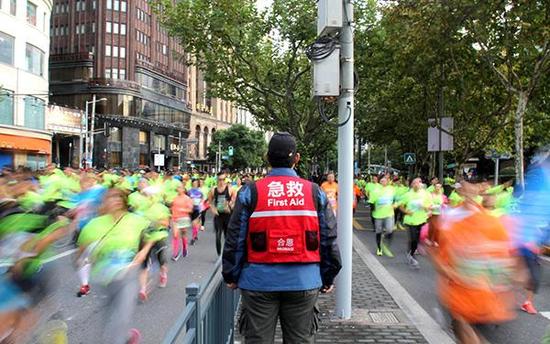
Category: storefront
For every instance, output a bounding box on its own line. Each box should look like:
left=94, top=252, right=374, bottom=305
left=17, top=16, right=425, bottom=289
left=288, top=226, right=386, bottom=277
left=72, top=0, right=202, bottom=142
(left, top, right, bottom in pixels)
left=0, top=130, right=51, bottom=170
left=47, top=105, right=83, bottom=168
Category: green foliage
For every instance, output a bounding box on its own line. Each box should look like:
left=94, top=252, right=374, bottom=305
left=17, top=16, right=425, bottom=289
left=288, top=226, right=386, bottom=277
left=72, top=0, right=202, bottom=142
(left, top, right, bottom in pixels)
left=208, top=124, right=267, bottom=171
left=156, top=0, right=336, bottom=174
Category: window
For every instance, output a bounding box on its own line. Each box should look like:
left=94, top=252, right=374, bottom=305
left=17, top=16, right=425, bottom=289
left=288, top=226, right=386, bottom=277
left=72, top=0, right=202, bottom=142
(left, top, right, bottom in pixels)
left=24, top=96, right=45, bottom=130
left=106, top=0, right=112, bottom=10
left=106, top=21, right=112, bottom=33
left=105, top=68, right=111, bottom=78
left=112, top=68, right=118, bottom=79
left=109, top=128, right=122, bottom=142
left=25, top=44, right=44, bottom=76
left=139, top=131, right=148, bottom=144
left=113, top=23, right=119, bottom=34
left=92, top=0, right=96, bottom=10
left=27, top=2, right=37, bottom=26
left=120, top=24, right=126, bottom=35
left=121, top=1, right=126, bottom=12
left=9, top=0, right=15, bottom=15
left=105, top=45, right=111, bottom=56
left=42, top=12, right=46, bottom=32
left=119, top=69, right=125, bottom=79
left=112, top=46, right=118, bottom=57
left=0, top=90, right=14, bottom=125
left=0, top=32, right=14, bottom=65
left=92, top=22, right=96, bottom=33
left=162, top=44, right=168, bottom=55
left=113, top=0, right=119, bottom=11
left=120, top=47, right=125, bottom=58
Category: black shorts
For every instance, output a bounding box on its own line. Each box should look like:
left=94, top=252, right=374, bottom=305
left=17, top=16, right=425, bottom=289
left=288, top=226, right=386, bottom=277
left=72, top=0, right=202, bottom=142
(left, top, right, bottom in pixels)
left=519, top=247, right=541, bottom=293
left=191, top=209, right=201, bottom=221
left=142, top=239, right=168, bottom=268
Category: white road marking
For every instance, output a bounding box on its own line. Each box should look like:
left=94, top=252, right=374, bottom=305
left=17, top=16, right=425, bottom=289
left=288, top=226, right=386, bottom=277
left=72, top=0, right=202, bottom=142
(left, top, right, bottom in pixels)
left=43, top=248, right=78, bottom=264
left=540, top=312, right=550, bottom=320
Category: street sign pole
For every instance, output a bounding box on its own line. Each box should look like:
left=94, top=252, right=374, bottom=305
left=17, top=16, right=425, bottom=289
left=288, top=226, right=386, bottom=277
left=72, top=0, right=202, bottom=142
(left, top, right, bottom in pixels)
left=494, top=158, right=500, bottom=185
left=335, top=0, right=354, bottom=320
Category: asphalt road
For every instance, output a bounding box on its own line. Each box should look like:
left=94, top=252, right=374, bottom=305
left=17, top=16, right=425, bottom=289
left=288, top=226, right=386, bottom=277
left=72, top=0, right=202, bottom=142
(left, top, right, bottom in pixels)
left=353, top=205, right=550, bottom=344
left=35, top=216, right=220, bottom=344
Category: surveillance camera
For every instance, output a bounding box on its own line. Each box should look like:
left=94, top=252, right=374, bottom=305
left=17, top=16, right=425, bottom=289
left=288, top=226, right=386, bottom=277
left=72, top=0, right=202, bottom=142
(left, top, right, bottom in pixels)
left=428, top=119, right=437, bottom=128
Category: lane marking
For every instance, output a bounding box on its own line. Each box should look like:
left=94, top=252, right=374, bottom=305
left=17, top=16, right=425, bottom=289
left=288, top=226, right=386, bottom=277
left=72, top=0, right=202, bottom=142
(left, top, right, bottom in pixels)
left=353, top=218, right=368, bottom=231
left=541, top=312, right=550, bottom=320
left=43, top=248, right=78, bottom=264
left=353, top=234, right=455, bottom=344
left=540, top=255, right=550, bottom=264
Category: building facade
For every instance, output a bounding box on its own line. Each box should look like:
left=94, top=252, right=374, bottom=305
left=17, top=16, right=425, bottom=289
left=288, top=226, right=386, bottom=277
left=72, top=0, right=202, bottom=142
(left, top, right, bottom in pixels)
left=0, top=0, right=52, bottom=169
left=48, top=0, right=238, bottom=170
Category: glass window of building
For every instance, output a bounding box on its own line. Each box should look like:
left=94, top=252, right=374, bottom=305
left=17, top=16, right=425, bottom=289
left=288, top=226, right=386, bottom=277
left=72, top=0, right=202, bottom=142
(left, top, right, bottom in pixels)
left=112, top=68, right=118, bottom=79
left=113, top=0, right=119, bottom=11
left=9, top=0, right=16, bottom=15
left=139, top=131, right=149, bottom=145
left=120, top=23, right=126, bottom=35
left=154, top=135, right=165, bottom=151
left=113, top=23, right=119, bottom=34
left=0, top=32, right=14, bottom=65
left=92, top=0, right=96, bottom=10
left=24, top=96, right=45, bottom=129
left=113, top=46, right=118, bottom=57
left=119, top=69, right=126, bottom=80
left=106, top=0, right=112, bottom=10
left=120, top=47, right=125, bottom=58
left=0, top=90, right=14, bottom=125
left=109, top=127, right=122, bottom=142
left=105, top=68, right=111, bottom=78
left=25, top=44, right=44, bottom=76
left=26, top=1, right=37, bottom=26
left=121, top=1, right=126, bottom=12
left=106, top=21, right=112, bottom=33
left=105, top=45, right=111, bottom=56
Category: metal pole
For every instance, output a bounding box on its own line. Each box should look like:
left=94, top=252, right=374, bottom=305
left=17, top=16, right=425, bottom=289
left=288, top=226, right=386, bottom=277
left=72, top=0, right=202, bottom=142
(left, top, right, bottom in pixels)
left=90, top=94, right=97, bottom=168
left=438, top=65, right=444, bottom=182
left=384, top=146, right=388, bottom=172
left=79, top=109, right=84, bottom=169
left=178, top=131, right=182, bottom=171
left=84, top=103, right=89, bottom=168
left=218, top=141, right=221, bottom=172
left=367, top=143, right=371, bottom=174
left=335, top=0, right=354, bottom=320
left=494, top=158, right=500, bottom=185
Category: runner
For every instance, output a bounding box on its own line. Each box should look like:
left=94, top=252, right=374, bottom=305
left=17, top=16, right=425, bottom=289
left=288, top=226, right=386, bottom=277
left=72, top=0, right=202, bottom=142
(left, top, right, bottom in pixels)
left=399, top=177, right=432, bottom=268
left=76, top=188, right=159, bottom=344
left=369, top=176, right=396, bottom=257
left=199, top=178, right=210, bottom=232
left=208, top=172, right=233, bottom=256
left=320, top=172, right=338, bottom=215
left=428, top=183, right=447, bottom=246
left=364, top=175, right=380, bottom=228
left=187, top=179, right=204, bottom=245
left=170, top=183, right=193, bottom=261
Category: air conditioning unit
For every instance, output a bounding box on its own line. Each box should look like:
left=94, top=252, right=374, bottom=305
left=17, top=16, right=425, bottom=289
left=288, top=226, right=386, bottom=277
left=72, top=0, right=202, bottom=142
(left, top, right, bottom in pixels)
left=317, top=0, right=342, bottom=36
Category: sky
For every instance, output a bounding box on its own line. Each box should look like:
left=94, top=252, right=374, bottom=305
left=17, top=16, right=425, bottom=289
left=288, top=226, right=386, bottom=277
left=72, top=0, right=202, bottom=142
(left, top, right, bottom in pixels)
left=256, top=0, right=272, bottom=10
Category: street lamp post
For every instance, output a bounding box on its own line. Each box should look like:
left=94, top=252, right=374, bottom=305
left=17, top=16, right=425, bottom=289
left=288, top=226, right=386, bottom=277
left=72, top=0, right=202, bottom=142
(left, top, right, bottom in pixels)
left=80, top=96, right=107, bottom=169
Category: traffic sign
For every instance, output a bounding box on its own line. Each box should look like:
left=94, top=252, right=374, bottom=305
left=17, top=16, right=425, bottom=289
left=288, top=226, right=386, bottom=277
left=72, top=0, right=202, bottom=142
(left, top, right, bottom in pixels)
left=154, top=154, right=165, bottom=166
left=222, top=155, right=229, bottom=160
left=404, top=153, right=416, bottom=165
left=228, top=146, right=234, bottom=156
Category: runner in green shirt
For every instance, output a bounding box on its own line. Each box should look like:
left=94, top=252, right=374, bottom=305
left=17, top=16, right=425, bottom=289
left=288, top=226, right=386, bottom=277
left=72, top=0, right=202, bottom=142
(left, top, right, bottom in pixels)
left=399, top=177, right=432, bottom=268
left=370, top=176, right=397, bottom=257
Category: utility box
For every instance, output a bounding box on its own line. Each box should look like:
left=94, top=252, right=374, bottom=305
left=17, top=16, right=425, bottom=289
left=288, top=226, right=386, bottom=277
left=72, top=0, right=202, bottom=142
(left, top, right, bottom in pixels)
left=317, top=0, right=342, bottom=36
left=313, top=48, right=340, bottom=97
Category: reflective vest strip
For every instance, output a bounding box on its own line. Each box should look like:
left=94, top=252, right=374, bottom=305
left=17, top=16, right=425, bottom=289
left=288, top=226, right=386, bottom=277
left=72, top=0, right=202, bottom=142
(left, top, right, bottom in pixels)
left=249, top=210, right=318, bottom=218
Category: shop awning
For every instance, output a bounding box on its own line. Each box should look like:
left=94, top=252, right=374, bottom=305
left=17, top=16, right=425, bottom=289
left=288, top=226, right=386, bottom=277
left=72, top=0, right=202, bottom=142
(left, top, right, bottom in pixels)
left=0, top=134, right=51, bottom=154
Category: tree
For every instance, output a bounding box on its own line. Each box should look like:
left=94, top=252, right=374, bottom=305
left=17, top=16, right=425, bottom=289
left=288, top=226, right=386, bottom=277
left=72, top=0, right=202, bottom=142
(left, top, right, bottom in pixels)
left=157, top=0, right=336, bottom=174
left=208, top=124, right=267, bottom=171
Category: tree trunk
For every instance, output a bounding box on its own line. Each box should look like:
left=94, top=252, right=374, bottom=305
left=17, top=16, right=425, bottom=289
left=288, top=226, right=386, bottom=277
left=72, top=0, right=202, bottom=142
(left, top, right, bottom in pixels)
left=514, top=91, right=528, bottom=189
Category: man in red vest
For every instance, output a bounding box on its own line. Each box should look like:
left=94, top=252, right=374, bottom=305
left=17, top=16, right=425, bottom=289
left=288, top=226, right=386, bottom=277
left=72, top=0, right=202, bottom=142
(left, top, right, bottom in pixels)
left=223, top=132, right=341, bottom=344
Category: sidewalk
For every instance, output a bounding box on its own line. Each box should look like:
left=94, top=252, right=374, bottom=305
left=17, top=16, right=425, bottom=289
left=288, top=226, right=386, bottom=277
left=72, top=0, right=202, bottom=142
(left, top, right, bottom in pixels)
left=234, top=220, right=454, bottom=343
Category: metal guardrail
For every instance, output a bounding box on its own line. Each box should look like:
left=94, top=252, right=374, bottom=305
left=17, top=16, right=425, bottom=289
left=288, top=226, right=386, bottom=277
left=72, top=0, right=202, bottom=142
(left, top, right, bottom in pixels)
left=163, top=258, right=241, bottom=344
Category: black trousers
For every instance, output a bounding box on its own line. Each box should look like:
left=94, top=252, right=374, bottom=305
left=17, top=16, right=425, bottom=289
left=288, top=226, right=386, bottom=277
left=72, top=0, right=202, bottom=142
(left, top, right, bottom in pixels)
left=214, top=213, right=230, bottom=255
left=239, top=289, right=319, bottom=344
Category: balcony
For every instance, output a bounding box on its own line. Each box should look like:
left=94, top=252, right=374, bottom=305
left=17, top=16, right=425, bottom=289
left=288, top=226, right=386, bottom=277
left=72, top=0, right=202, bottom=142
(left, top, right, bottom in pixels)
left=50, top=52, right=94, bottom=63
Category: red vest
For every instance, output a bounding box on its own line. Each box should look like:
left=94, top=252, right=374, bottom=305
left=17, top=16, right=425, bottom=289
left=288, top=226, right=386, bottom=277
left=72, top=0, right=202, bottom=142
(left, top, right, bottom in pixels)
left=247, top=175, right=321, bottom=264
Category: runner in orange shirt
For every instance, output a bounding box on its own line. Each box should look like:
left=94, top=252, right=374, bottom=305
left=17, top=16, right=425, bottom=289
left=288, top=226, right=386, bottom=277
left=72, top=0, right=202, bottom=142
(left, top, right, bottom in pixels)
left=432, top=181, right=519, bottom=344
left=321, top=172, right=338, bottom=215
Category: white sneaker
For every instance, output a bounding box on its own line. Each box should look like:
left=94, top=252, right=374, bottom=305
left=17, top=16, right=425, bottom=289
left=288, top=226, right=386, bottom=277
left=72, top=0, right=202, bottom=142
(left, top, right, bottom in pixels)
left=407, top=253, right=419, bottom=268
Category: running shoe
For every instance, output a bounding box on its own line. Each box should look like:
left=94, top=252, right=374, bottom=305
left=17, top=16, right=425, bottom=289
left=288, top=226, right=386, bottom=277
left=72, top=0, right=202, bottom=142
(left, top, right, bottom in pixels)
left=138, top=290, right=148, bottom=302
left=159, top=273, right=167, bottom=288
left=77, top=284, right=90, bottom=297
left=190, top=238, right=197, bottom=246
left=397, top=223, right=405, bottom=231
left=127, top=328, right=141, bottom=344
left=200, top=226, right=205, bottom=231
left=407, top=253, right=419, bottom=268
left=376, top=248, right=382, bottom=256
left=521, top=301, right=538, bottom=314
left=381, top=244, right=394, bottom=258
left=182, top=246, right=188, bottom=258
left=172, top=249, right=182, bottom=262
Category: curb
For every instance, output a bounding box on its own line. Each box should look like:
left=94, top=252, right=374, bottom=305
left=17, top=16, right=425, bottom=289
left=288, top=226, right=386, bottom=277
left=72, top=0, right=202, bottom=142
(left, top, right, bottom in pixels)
left=353, top=234, right=456, bottom=344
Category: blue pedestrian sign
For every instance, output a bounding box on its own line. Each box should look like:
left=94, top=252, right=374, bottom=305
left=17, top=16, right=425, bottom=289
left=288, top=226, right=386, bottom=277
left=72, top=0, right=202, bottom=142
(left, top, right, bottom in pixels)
left=404, top=153, right=416, bottom=165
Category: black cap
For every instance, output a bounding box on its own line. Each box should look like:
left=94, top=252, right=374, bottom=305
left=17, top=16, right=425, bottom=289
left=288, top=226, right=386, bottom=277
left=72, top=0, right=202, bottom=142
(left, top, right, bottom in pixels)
left=267, top=132, right=297, bottom=166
